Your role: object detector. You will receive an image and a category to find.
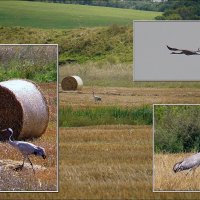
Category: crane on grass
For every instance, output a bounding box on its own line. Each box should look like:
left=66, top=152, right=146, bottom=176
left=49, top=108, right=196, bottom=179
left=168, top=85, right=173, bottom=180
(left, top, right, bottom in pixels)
left=1, top=128, right=46, bottom=174
left=173, top=152, right=200, bottom=175
left=167, top=45, right=200, bottom=56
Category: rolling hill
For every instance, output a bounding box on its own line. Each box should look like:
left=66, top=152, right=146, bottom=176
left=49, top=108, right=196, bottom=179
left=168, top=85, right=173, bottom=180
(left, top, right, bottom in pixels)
left=0, top=1, right=161, bottom=29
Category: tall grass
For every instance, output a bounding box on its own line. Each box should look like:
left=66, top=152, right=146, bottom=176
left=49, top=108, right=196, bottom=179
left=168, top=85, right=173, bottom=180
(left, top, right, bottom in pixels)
left=60, top=62, right=200, bottom=88
left=0, top=45, right=57, bottom=82
left=59, top=106, right=152, bottom=127
left=154, top=153, right=200, bottom=191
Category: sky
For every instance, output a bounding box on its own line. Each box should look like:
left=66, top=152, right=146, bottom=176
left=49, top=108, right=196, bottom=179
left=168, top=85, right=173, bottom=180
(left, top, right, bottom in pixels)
left=134, top=21, right=200, bottom=81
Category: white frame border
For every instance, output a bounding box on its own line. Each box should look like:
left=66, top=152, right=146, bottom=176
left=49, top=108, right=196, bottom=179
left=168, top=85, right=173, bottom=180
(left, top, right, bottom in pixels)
left=133, top=20, right=200, bottom=82
left=0, top=44, right=59, bottom=193
left=153, top=103, right=200, bottom=193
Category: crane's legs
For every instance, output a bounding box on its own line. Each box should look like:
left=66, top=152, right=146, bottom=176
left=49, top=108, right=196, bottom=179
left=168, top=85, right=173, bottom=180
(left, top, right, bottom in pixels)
left=14, top=157, right=25, bottom=171
left=27, top=156, right=35, bottom=174
left=14, top=156, right=35, bottom=174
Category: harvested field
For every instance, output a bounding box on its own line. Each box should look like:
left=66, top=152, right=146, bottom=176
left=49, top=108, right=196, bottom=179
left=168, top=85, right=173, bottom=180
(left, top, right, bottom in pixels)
left=59, top=86, right=200, bottom=108
left=59, top=125, right=152, bottom=199
left=57, top=126, right=200, bottom=199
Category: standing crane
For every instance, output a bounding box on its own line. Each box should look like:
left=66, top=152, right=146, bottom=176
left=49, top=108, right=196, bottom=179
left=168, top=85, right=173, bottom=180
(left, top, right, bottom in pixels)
left=173, top=152, right=200, bottom=175
left=92, top=91, right=101, bottom=102
left=167, top=45, right=200, bottom=56
left=1, top=128, right=46, bottom=174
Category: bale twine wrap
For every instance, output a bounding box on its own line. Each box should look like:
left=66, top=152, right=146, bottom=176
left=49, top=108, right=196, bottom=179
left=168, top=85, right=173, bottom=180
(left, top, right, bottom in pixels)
left=61, top=76, right=83, bottom=91
left=0, top=79, right=49, bottom=140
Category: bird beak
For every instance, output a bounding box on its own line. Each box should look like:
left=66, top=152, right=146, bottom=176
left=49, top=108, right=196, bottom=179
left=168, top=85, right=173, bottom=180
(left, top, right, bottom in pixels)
left=42, top=155, right=46, bottom=159
left=1, top=129, right=7, bottom=132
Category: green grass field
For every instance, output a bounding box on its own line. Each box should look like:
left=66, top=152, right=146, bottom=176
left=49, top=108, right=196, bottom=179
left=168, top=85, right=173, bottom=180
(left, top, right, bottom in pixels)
left=59, top=106, right=152, bottom=127
left=0, top=1, right=161, bottom=29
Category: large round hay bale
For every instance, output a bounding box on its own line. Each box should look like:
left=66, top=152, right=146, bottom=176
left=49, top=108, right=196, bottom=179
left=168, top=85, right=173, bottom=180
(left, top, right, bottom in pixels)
left=61, top=76, right=83, bottom=91
left=0, top=79, right=49, bottom=140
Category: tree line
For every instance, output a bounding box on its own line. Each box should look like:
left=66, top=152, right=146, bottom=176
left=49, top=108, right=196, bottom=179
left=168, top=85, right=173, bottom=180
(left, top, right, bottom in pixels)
left=156, top=0, right=200, bottom=20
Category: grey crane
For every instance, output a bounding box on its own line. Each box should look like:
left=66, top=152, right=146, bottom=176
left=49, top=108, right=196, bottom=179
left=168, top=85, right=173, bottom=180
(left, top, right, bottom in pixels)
left=173, top=152, right=200, bottom=175
left=92, top=91, right=101, bottom=102
left=167, top=45, right=200, bottom=56
left=1, top=128, right=46, bottom=174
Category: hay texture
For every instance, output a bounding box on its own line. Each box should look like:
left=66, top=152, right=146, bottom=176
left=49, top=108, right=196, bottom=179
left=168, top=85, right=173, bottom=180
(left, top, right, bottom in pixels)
left=61, top=76, right=83, bottom=91
left=0, top=79, right=49, bottom=140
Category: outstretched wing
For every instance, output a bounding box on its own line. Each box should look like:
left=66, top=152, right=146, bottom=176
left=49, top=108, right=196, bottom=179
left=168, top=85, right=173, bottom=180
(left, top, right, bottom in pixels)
left=167, top=45, right=180, bottom=51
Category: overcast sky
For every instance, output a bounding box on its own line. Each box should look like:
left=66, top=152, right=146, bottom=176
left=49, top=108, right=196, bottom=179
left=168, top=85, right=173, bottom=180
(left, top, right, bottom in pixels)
left=134, top=21, right=200, bottom=81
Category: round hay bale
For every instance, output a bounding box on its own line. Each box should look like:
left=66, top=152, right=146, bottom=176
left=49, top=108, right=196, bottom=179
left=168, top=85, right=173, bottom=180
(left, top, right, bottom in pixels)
left=61, top=76, right=83, bottom=91
left=0, top=79, right=49, bottom=140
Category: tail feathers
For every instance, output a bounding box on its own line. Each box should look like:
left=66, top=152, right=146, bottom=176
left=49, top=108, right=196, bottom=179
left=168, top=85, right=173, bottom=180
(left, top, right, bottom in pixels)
left=173, top=161, right=183, bottom=173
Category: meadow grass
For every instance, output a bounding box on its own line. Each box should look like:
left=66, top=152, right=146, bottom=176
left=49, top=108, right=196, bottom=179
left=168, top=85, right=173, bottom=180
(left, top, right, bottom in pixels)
left=60, top=62, right=200, bottom=88
left=59, top=105, right=152, bottom=127
left=0, top=45, right=57, bottom=82
left=0, top=1, right=161, bottom=29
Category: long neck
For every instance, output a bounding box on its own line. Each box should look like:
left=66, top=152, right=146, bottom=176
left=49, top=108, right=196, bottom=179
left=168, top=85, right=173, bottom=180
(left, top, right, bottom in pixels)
left=9, top=131, right=14, bottom=144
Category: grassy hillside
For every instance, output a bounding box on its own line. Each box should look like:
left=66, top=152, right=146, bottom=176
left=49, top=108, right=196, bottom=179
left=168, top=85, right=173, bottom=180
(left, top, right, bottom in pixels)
left=0, top=25, right=133, bottom=63
left=0, top=1, right=161, bottom=29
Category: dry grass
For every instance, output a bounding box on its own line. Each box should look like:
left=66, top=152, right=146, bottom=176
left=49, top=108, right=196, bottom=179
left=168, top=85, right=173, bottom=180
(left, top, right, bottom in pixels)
left=0, top=82, right=57, bottom=191
left=59, top=86, right=200, bottom=109
left=2, top=125, right=200, bottom=198
left=59, top=62, right=200, bottom=88
left=154, top=153, right=200, bottom=191
left=58, top=125, right=152, bottom=199
left=59, top=62, right=133, bottom=87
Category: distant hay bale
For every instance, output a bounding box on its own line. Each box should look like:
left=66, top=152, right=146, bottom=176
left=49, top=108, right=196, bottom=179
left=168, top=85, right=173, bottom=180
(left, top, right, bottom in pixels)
left=61, top=76, right=83, bottom=91
left=0, top=79, right=49, bottom=140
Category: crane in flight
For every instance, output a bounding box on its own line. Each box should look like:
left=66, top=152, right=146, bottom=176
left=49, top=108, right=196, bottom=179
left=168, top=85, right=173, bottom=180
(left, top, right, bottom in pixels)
left=167, top=45, right=200, bottom=56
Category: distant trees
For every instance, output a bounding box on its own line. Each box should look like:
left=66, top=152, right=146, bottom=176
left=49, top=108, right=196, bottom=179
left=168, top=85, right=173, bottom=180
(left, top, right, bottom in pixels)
left=155, top=0, right=200, bottom=20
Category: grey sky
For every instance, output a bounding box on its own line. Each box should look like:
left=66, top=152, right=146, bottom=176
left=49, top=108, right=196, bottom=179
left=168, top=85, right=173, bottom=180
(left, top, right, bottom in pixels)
left=134, top=21, right=200, bottom=81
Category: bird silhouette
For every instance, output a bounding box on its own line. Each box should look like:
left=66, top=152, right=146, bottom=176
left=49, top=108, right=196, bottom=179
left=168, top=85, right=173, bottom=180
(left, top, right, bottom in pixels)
left=1, top=128, right=46, bottom=174
left=167, top=45, right=200, bottom=56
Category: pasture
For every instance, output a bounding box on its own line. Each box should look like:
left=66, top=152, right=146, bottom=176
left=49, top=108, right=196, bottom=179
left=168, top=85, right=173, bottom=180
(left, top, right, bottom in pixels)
left=154, top=153, right=200, bottom=191
left=0, top=1, right=161, bottom=29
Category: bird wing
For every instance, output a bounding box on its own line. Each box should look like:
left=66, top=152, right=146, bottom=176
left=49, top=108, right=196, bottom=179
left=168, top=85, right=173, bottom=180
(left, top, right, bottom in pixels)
left=167, top=45, right=181, bottom=51
left=179, top=153, right=200, bottom=170
left=17, top=141, right=38, bottom=155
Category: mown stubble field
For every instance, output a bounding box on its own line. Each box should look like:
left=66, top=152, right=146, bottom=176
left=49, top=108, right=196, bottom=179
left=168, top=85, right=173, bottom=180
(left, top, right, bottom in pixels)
left=59, top=125, right=151, bottom=199
left=154, top=153, right=200, bottom=191
left=57, top=85, right=200, bottom=199
left=60, top=86, right=200, bottom=109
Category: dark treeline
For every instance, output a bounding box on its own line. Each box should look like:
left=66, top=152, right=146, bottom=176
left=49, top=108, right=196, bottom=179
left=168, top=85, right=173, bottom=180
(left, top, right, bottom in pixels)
left=156, top=0, right=200, bottom=19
